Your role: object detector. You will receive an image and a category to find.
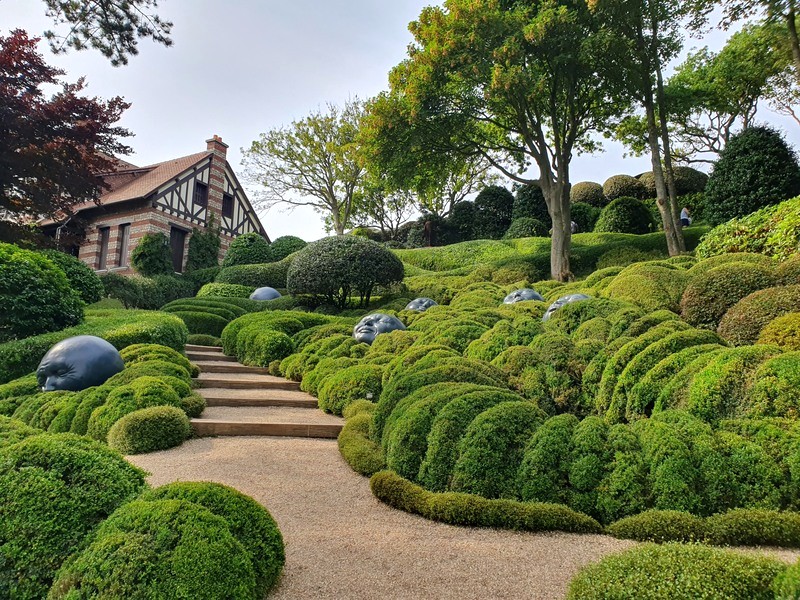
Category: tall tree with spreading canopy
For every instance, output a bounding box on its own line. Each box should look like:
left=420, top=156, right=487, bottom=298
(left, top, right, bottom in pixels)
left=378, top=0, right=626, bottom=280
left=41, top=0, right=173, bottom=66
left=242, top=99, right=366, bottom=236
left=0, top=30, right=131, bottom=244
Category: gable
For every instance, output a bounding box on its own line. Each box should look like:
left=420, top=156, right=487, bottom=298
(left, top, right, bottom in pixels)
left=220, top=164, right=267, bottom=239
left=151, top=157, right=213, bottom=226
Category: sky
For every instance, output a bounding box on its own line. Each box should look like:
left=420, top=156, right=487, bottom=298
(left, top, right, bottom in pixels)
left=3, top=1, right=799, bottom=241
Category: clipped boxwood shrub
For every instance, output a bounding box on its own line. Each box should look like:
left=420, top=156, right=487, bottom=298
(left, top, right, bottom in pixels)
left=40, top=249, right=103, bottom=304
left=0, top=434, right=146, bottom=599
left=570, top=181, right=606, bottom=207
left=706, top=508, right=800, bottom=548
left=594, top=196, right=655, bottom=234
left=222, top=232, right=272, bottom=267
left=130, top=232, right=173, bottom=276
left=107, top=405, right=191, bottom=454
left=705, top=125, right=800, bottom=225
left=171, top=310, right=230, bottom=337
left=566, top=543, right=783, bottom=600
left=49, top=499, right=257, bottom=599
left=139, top=481, right=285, bottom=598
left=216, top=260, right=290, bottom=289
left=197, top=282, right=255, bottom=298
left=339, top=411, right=386, bottom=476
left=606, top=510, right=707, bottom=543
left=602, top=174, right=647, bottom=201
left=187, top=333, right=222, bottom=347
left=758, top=313, right=800, bottom=351
left=602, top=263, right=689, bottom=313
left=238, top=328, right=295, bottom=367
left=504, top=217, right=547, bottom=239
left=120, top=343, right=199, bottom=377
left=318, top=364, right=383, bottom=416
left=516, top=413, right=579, bottom=505
left=680, top=262, right=778, bottom=329
left=269, top=235, right=306, bottom=260
left=0, top=415, right=43, bottom=448
left=718, top=285, right=800, bottom=346
left=0, top=243, right=84, bottom=342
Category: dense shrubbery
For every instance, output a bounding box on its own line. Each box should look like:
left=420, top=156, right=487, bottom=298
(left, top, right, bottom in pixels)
left=570, top=202, right=600, bottom=233
left=269, top=234, right=307, bottom=260
left=759, top=313, right=800, bottom=351
left=594, top=196, right=656, bottom=234
left=222, top=232, right=273, bottom=267
left=287, top=236, right=404, bottom=307
left=100, top=272, right=195, bottom=309
left=186, top=220, right=221, bottom=272
left=41, top=249, right=104, bottom=304
left=106, top=405, right=191, bottom=454
left=130, top=232, right=174, bottom=276
left=473, top=185, right=515, bottom=239
left=1, top=243, right=84, bottom=343
left=570, top=181, right=606, bottom=207
left=504, top=217, right=547, bottom=239
left=603, top=174, right=647, bottom=201
left=216, top=260, right=290, bottom=289
left=704, top=126, right=800, bottom=225
left=717, top=285, right=800, bottom=346
left=197, top=282, right=255, bottom=298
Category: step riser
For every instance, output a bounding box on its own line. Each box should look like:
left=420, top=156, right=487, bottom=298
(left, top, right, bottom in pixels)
left=185, top=344, right=223, bottom=352
left=187, top=353, right=236, bottom=362
left=198, top=379, right=301, bottom=391
left=204, top=398, right=318, bottom=408
left=192, top=420, right=341, bottom=439
left=199, top=365, right=272, bottom=375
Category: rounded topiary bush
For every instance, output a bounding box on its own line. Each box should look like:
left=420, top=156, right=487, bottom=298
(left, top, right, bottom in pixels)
left=758, top=313, right=800, bottom=351
left=107, top=405, right=191, bottom=454
left=40, top=250, right=103, bottom=304
left=680, top=263, right=778, bottom=329
left=48, top=499, right=258, bottom=600
left=317, top=364, right=383, bottom=416
left=130, top=232, right=173, bottom=276
left=240, top=329, right=294, bottom=367
left=594, top=197, right=655, bottom=234
left=139, top=481, right=285, bottom=598
left=0, top=434, right=146, bottom=599
left=512, top=183, right=551, bottom=225
left=120, top=342, right=199, bottom=377
left=566, top=543, right=784, bottom=600
left=222, top=232, right=273, bottom=267
left=779, top=254, right=800, bottom=285
left=606, top=510, right=707, bottom=543
left=705, top=125, right=800, bottom=225
left=0, top=415, right=42, bottom=448
left=603, top=174, right=647, bottom=201
left=474, top=185, right=515, bottom=239
left=187, top=333, right=222, bottom=346
left=0, top=243, right=84, bottom=342
left=269, top=235, right=306, bottom=260
left=287, top=235, right=404, bottom=308
left=215, top=261, right=290, bottom=289
left=639, top=167, right=708, bottom=197
left=570, top=202, right=600, bottom=233
left=570, top=181, right=606, bottom=207
left=197, top=282, right=255, bottom=298
left=504, top=217, right=547, bottom=239
left=171, top=310, right=230, bottom=337
left=718, top=285, right=800, bottom=346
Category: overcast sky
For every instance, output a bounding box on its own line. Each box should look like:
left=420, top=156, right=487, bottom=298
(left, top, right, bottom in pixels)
left=3, top=1, right=799, bottom=241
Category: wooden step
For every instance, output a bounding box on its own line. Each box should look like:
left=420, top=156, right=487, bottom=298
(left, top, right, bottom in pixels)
left=197, top=373, right=300, bottom=391
left=187, top=352, right=237, bottom=362
left=191, top=420, right=342, bottom=439
left=185, top=344, right=223, bottom=352
left=195, top=361, right=271, bottom=375
left=200, top=388, right=318, bottom=408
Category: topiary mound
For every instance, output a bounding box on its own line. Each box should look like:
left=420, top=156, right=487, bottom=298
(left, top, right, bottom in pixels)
left=215, top=260, right=290, bottom=289
left=0, top=415, right=43, bottom=448
left=504, top=217, right=547, bottom=239
left=130, top=232, right=173, bottom=276
left=566, top=543, right=783, bottom=600
left=222, top=232, right=273, bottom=267
left=718, top=285, right=800, bottom=346
left=704, top=125, right=800, bottom=225
left=0, top=434, right=146, bottom=599
left=602, top=174, right=647, bottom=201
left=570, top=181, right=606, bottom=207
left=197, top=282, right=255, bottom=298
left=107, top=405, right=191, bottom=454
left=0, top=243, right=84, bottom=342
left=318, top=364, right=383, bottom=416
left=269, top=235, right=306, bottom=260
left=602, top=263, right=690, bottom=313
left=40, top=250, right=104, bottom=304
left=594, top=197, right=655, bottom=234
left=758, top=313, right=800, bottom=351
left=287, top=235, right=404, bottom=308
left=473, top=185, right=515, bottom=239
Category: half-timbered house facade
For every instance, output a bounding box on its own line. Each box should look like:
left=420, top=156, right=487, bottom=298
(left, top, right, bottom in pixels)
left=42, top=135, right=268, bottom=274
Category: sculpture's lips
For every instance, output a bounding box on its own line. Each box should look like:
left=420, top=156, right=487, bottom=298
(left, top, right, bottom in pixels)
left=354, top=325, right=377, bottom=334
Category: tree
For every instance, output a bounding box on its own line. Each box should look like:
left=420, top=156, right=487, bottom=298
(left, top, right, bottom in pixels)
left=352, top=177, right=415, bottom=240
left=0, top=30, right=131, bottom=244
left=376, top=0, right=627, bottom=281
left=242, top=100, right=365, bottom=236
left=667, top=22, right=789, bottom=163
left=41, top=0, right=173, bottom=66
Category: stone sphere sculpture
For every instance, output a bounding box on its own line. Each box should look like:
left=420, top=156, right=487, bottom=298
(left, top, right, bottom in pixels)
left=37, top=335, right=124, bottom=392
left=250, top=287, right=282, bottom=301
left=405, top=297, right=438, bottom=312
left=503, top=288, right=544, bottom=304
left=542, top=293, right=592, bottom=322
left=353, top=313, right=406, bottom=345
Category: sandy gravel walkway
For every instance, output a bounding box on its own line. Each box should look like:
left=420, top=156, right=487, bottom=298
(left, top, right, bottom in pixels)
left=129, top=437, right=800, bottom=599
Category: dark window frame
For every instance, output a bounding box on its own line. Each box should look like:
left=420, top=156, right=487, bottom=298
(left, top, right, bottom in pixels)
left=98, top=226, right=110, bottom=270
left=222, top=193, right=234, bottom=218
left=117, top=223, right=131, bottom=267
left=193, top=181, right=209, bottom=208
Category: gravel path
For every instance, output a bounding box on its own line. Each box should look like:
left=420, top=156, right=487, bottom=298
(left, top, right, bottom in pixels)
left=129, top=437, right=800, bottom=599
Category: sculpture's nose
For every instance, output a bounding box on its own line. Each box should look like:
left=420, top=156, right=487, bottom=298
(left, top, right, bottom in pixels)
left=43, top=378, right=57, bottom=391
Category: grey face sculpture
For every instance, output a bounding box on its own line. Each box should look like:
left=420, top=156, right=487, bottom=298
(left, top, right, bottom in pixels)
left=405, top=297, right=438, bottom=312
left=37, top=335, right=124, bottom=392
left=503, top=288, right=544, bottom=304
left=250, top=287, right=282, bottom=301
left=542, top=293, right=592, bottom=322
left=353, top=313, right=406, bottom=344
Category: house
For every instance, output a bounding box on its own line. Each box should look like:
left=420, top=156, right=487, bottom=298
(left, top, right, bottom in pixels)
left=42, top=135, right=268, bottom=274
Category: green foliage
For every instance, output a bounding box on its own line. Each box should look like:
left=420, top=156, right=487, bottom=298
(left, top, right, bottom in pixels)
left=779, top=254, right=800, bottom=285
left=186, top=219, right=221, bottom=272
left=570, top=181, right=606, bottom=207
left=776, top=560, right=800, bottom=599
left=318, top=364, right=383, bottom=416
left=187, top=334, right=222, bottom=346
left=517, top=413, right=580, bottom=505
left=107, top=405, right=190, bottom=454
left=602, top=263, right=690, bottom=313
left=639, top=167, right=708, bottom=197
left=40, top=249, right=103, bottom=304
left=705, top=125, right=800, bottom=225
left=0, top=434, right=146, bottom=599
left=718, top=285, right=800, bottom=346
left=139, top=481, right=285, bottom=598
left=99, top=273, right=195, bottom=309
left=119, top=342, right=198, bottom=377
left=512, top=183, right=551, bottom=225
left=570, top=202, right=600, bottom=233
left=130, top=232, right=173, bottom=276
left=171, top=310, right=230, bottom=337
left=222, top=232, right=272, bottom=267
left=49, top=499, right=257, bottom=600
left=237, top=328, right=295, bottom=367
left=759, top=313, right=800, bottom=351
left=745, top=353, right=800, bottom=419
left=594, top=196, right=656, bottom=234
left=0, top=415, right=43, bottom=448
left=197, top=282, right=255, bottom=298
left=603, top=174, right=647, bottom=201
left=705, top=508, right=800, bottom=548
left=370, top=470, right=602, bottom=533
left=680, top=262, right=778, bottom=328
left=0, top=243, right=84, bottom=342
left=504, top=217, right=547, bottom=239
left=287, top=236, right=404, bottom=307
left=606, top=510, right=707, bottom=543
left=474, top=185, right=515, bottom=239
left=595, top=246, right=666, bottom=269
left=215, top=260, right=290, bottom=289
left=566, top=543, right=783, bottom=600
left=338, top=411, right=386, bottom=476
left=269, top=235, right=306, bottom=260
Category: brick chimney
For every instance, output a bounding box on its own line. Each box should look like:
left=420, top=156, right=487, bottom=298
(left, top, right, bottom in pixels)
left=206, top=134, right=228, bottom=159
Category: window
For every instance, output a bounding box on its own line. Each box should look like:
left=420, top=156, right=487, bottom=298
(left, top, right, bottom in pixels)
left=193, top=182, right=208, bottom=208
left=98, top=227, right=110, bottom=270
left=222, top=193, right=234, bottom=218
left=170, top=226, right=187, bottom=273
left=117, top=224, right=130, bottom=267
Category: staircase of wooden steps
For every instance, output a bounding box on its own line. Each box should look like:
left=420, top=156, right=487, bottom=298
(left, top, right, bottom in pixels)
left=185, top=345, right=342, bottom=439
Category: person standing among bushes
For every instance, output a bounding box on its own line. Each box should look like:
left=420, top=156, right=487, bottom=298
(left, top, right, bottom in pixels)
left=680, top=207, right=692, bottom=227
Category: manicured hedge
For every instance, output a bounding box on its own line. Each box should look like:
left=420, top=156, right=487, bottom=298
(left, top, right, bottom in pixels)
left=338, top=410, right=386, bottom=476
left=222, top=232, right=273, bottom=267
left=570, top=181, right=606, bottom=206
left=197, top=282, right=256, bottom=298
left=0, top=415, right=43, bottom=448
left=759, top=313, right=800, bottom=351
left=594, top=196, right=655, bottom=234
left=40, top=249, right=104, bottom=304
left=318, top=364, right=383, bottom=416
left=602, top=262, right=690, bottom=313
left=107, top=405, right=191, bottom=454
left=718, top=285, right=800, bottom=346
left=215, top=260, right=291, bottom=289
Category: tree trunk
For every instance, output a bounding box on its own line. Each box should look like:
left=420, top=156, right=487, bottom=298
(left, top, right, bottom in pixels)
left=542, top=174, right=572, bottom=282
left=787, top=5, right=800, bottom=84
